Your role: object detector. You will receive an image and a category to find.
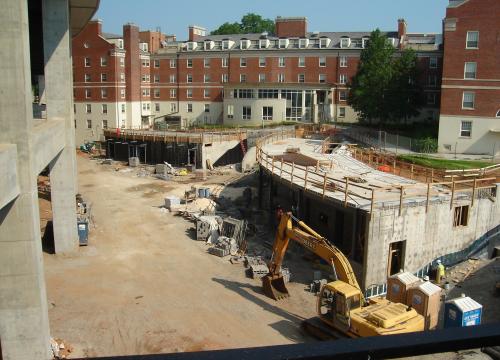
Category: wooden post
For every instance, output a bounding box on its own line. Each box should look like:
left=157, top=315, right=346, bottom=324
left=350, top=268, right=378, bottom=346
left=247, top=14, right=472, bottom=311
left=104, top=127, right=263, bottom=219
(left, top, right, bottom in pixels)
left=471, top=178, right=477, bottom=207
left=304, top=166, right=309, bottom=189
left=291, top=162, right=295, bottom=185
left=450, top=177, right=455, bottom=210
left=322, top=172, right=327, bottom=199
left=399, top=186, right=404, bottom=216
left=410, top=164, right=414, bottom=180
left=280, top=158, right=283, bottom=179
left=344, top=177, right=349, bottom=207
left=426, top=183, right=431, bottom=213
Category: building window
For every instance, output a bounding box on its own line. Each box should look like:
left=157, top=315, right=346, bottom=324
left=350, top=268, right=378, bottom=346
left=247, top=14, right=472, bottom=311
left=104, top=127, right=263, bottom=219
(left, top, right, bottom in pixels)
left=428, top=75, right=437, bottom=87
left=154, top=75, right=160, bottom=83
left=170, top=103, right=177, bottom=112
left=85, top=89, right=91, bottom=98
left=222, top=74, right=228, bottom=83
left=121, top=104, right=126, bottom=113
left=462, top=92, right=475, bottom=109
left=187, top=58, right=192, bottom=68
left=429, top=57, right=438, bottom=69
left=298, top=57, right=305, bottom=67
left=222, top=40, right=230, bottom=50
left=339, top=90, right=347, bottom=101
left=84, top=57, right=90, bottom=67
left=204, top=89, right=210, bottom=98
left=204, top=104, right=210, bottom=113
left=74, top=104, right=76, bottom=114
left=240, top=57, right=247, bottom=67
left=117, top=39, right=124, bottom=49
left=170, top=59, right=177, bottom=68
left=102, top=120, right=108, bottom=129
left=466, top=31, right=479, bottom=49
left=262, top=106, right=273, bottom=121
left=101, top=73, right=107, bottom=82
left=84, top=74, right=91, bottom=82
left=242, top=106, right=251, bottom=120
left=227, top=104, right=234, bottom=119
left=427, top=93, right=436, bottom=105
left=142, top=89, right=150, bottom=97
left=279, top=57, right=285, bottom=67
left=101, top=88, right=107, bottom=98
left=204, top=74, right=210, bottom=83
left=155, top=103, right=160, bottom=112
left=299, top=38, right=308, bottom=49
left=279, top=38, right=288, bottom=49
left=99, top=56, right=107, bottom=67
left=187, top=103, right=193, bottom=113
left=86, top=119, right=92, bottom=129
left=319, top=74, right=326, bottom=83
left=339, top=74, right=347, bottom=84
left=319, top=57, right=326, bottom=67
left=141, top=74, right=150, bottom=82
left=204, top=58, right=210, bottom=68
left=240, top=39, right=250, bottom=50
left=453, top=205, right=469, bottom=227
left=169, top=74, right=175, bottom=83
left=120, top=73, right=125, bottom=82
left=338, top=107, right=346, bottom=118
left=460, top=120, right=472, bottom=137
left=257, top=89, right=278, bottom=99
left=240, top=74, right=247, bottom=83
left=141, top=59, right=150, bottom=67
left=222, top=57, right=228, bottom=67
left=319, top=38, right=329, bottom=48
left=298, top=74, right=305, bottom=83
left=154, top=88, right=160, bottom=98
left=170, top=89, right=177, bottom=98
left=85, top=104, right=91, bottom=113
left=154, top=59, right=160, bottom=68
left=187, top=74, right=192, bottom=83
left=340, top=38, right=351, bottom=49
left=186, top=89, right=193, bottom=98
left=464, top=62, right=477, bottom=79
left=278, top=73, right=285, bottom=83
left=120, top=89, right=125, bottom=98
left=101, top=104, right=108, bottom=114
left=259, top=57, right=266, bottom=67
left=340, top=56, right=347, bottom=67
left=259, top=73, right=266, bottom=82
left=119, top=57, right=125, bottom=67
left=362, top=38, right=369, bottom=48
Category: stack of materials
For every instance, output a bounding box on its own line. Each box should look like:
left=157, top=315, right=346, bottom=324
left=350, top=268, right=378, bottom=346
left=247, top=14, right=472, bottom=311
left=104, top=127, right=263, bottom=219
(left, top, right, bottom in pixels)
left=245, top=256, right=269, bottom=279
left=196, top=215, right=221, bottom=243
left=128, top=157, right=140, bottom=167
left=208, top=236, right=238, bottom=257
left=164, top=196, right=180, bottom=210
left=221, top=217, right=248, bottom=251
left=155, top=163, right=172, bottom=180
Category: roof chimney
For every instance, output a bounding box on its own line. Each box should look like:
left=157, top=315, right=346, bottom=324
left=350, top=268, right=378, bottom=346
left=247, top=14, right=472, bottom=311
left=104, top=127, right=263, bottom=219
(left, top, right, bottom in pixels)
left=398, top=18, right=407, bottom=49
left=275, top=17, right=307, bottom=38
left=188, top=25, right=206, bottom=42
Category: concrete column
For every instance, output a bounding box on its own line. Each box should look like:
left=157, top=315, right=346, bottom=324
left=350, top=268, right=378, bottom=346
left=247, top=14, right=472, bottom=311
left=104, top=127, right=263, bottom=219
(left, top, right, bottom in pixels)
left=0, top=0, right=52, bottom=358
left=312, top=91, right=318, bottom=124
left=43, top=0, right=79, bottom=253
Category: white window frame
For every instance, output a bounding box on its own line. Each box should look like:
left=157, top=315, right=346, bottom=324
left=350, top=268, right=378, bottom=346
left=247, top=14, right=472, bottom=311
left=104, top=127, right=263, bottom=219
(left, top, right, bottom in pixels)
left=340, top=38, right=350, bottom=49
left=466, top=31, right=479, bottom=49
left=339, top=74, right=347, bottom=85
left=154, top=75, right=160, bottom=83
left=464, top=62, right=477, bottom=80
left=298, top=57, right=305, bottom=67
left=319, top=74, right=326, bottom=83
left=222, top=40, right=230, bottom=50
left=204, top=58, right=210, bottom=68
left=262, top=106, right=273, bottom=121
left=100, top=56, right=107, bottom=66
left=319, top=57, right=326, bottom=67
left=204, top=74, right=210, bottom=83
left=170, top=89, right=177, bottom=98
left=242, top=106, right=251, bottom=120
left=298, top=38, right=308, bottom=49
left=240, top=74, right=246, bottom=83
left=170, top=59, right=176, bottom=68
left=278, top=38, right=288, bottom=49
left=84, top=57, right=91, bottom=67
left=259, top=73, right=266, bottom=83
left=85, top=104, right=91, bottom=113
left=340, top=56, right=347, bottom=67
left=120, top=89, right=125, bottom=98
left=429, top=57, right=438, bottom=69
left=338, top=107, right=346, bottom=118
left=100, top=73, right=107, bottom=82
left=120, top=73, right=125, bottom=82
left=154, top=59, right=160, bottom=68
left=186, top=89, right=193, bottom=98
left=319, top=38, right=329, bottom=49
left=298, top=74, right=305, bottom=83
left=85, top=89, right=91, bottom=98
left=119, top=57, right=125, bottom=67
left=86, top=119, right=92, bottom=129
left=240, top=57, right=247, bottom=67
left=203, top=89, right=210, bottom=98
left=204, top=104, right=210, bottom=113
left=102, top=119, right=108, bottom=129
left=278, top=73, right=285, bottom=83
left=186, top=74, right=192, bottom=83
left=278, top=57, right=285, bottom=67
left=339, top=90, right=347, bottom=101
left=227, top=104, right=234, bottom=119
left=101, top=88, right=107, bottom=99
left=460, top=121, right=472, bottom=137
left=101, top=104, right=108, bottom=114
left=259, top=57, right=266, bottom=67
left=222, top=57, right=228, bottom=68
left=187, top=103, right=193, bottom=113
left=170, top=103, right=177, bottom=112
left=222, top=74, right=229, bottom=83
left=84, top=73, right=91, bottom=82
left=186, top=58, right=192, bottom=68
left=154, top=88, right=160, bottom=98
left=462, top=92, right=475, bottom=109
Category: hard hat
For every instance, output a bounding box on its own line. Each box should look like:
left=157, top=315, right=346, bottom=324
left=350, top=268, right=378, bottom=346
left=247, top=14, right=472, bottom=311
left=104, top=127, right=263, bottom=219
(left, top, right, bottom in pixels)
left=423, top=275, right=430, bottom=281
left=436, top=259, right=441, bottom=264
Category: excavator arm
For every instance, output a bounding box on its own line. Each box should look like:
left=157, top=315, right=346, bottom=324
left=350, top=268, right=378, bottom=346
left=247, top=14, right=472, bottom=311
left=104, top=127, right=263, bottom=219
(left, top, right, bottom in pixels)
left=263, top=212, right=361, bottom=300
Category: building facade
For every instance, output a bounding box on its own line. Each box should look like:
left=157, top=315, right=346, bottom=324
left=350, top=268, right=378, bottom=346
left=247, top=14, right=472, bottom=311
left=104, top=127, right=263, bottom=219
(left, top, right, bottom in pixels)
left=72, top=17, right=442, bottom=145
left=438, top=0, right=500, bottom=157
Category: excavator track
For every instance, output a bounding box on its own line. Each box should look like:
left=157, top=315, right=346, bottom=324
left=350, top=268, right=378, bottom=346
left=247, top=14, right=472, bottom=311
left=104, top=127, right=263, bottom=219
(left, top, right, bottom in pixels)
left=301, top=317, right=350, bottom=340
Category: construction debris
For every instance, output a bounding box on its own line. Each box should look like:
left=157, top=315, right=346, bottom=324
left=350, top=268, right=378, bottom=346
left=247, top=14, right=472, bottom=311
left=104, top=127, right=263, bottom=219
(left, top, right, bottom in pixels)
left=50, top=338, right=73, bottom=359
left=196, top=215, right=221, bottom=243
left=208, top=236, right=238, bottom=257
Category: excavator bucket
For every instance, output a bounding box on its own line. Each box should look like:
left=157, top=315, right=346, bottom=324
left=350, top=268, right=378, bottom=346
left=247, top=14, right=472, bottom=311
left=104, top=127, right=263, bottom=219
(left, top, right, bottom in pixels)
left=262, top=274, right=290, bottom=300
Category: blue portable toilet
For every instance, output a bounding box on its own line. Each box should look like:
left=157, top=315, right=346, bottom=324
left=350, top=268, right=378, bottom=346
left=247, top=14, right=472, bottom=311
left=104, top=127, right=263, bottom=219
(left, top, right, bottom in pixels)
left=444, top=295, right=482, bottom=328
left=77, top=220, right=89, bottom=246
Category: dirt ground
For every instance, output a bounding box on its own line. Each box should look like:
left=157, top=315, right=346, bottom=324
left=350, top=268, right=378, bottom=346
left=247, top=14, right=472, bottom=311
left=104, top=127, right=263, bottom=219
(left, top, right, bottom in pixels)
left=43, top=155, right=317, bottom=358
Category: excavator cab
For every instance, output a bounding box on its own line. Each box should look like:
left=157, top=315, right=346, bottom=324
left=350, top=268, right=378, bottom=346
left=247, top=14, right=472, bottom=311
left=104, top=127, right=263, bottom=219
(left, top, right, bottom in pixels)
left=318, top=281, right=363, bottom=331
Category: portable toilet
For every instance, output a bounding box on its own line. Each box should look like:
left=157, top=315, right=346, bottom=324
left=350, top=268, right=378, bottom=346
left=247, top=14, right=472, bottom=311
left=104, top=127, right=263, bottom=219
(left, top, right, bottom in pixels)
left=407, top=281, right=442, bottom=330
left=444, top=295, right=482, bottom=328
left=77, top=220, right=89, bottom=246
left=386, top=272, right=421, bottom=305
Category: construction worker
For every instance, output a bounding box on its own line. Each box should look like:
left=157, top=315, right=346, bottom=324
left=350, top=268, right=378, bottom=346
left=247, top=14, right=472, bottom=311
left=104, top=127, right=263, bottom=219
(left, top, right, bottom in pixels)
left=436, top=260, right=445, bottom=283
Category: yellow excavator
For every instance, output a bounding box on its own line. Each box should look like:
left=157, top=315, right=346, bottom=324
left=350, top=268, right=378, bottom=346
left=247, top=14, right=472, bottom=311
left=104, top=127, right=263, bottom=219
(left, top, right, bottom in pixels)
left=263, top=212, right=424, bottom=339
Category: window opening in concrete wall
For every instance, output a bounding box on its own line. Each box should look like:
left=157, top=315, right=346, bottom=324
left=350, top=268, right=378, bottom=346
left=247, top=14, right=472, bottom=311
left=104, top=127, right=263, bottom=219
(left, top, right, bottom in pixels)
left=453, top=205, right=469, bottom=227
left=188, top=148, right=196, bottom=166
left=388, top=241, right=406, bottom=277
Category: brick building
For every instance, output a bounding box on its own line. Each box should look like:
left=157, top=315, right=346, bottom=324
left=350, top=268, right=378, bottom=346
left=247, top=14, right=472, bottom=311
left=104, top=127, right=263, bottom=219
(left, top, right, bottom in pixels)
left=438, top=0, right=500, bottom=157
left=72, top=17, right=442, bottom=145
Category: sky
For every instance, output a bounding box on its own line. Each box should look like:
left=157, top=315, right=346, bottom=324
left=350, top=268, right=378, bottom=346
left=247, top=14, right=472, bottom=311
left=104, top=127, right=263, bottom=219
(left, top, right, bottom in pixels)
left=95, top=0, right=449, bottom=39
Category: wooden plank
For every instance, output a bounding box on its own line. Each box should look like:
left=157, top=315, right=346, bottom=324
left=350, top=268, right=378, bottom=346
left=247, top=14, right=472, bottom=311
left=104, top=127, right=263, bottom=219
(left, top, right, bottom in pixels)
left=426, top=183, right=431, bottom=213
left=399, top=186, right=404, bottom=216
left=450, top=178, right=455, bottom=210
left=471, top=178, right=477, bottom=207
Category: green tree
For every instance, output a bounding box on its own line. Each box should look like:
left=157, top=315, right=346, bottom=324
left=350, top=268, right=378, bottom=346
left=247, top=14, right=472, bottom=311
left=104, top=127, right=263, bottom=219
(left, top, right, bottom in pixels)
left=210, top=13, right=275, bottom=35
left=387, top=49, right=424, bottom=123
left=349, top=30, right=423, bottom=125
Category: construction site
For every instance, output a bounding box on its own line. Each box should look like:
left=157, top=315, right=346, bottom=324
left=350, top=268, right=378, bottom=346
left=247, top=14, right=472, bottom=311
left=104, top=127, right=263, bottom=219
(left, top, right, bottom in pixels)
left=1, top=1, right=500, bottom=359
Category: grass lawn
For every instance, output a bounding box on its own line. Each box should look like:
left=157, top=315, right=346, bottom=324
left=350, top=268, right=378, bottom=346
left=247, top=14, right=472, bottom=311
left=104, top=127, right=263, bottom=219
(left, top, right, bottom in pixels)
left=397, top=154, right=492, bottom=170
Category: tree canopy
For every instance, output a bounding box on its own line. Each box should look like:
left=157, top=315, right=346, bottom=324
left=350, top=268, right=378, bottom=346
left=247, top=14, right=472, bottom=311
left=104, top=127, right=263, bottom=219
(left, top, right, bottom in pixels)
left=211, top=13, right=275, bottom=35
left=348, top=29, right=423, bottom=124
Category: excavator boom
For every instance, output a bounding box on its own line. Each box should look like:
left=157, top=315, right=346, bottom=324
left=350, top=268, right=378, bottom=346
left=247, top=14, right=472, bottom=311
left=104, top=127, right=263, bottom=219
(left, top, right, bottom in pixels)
left=263, top=212, right=361, bottom=300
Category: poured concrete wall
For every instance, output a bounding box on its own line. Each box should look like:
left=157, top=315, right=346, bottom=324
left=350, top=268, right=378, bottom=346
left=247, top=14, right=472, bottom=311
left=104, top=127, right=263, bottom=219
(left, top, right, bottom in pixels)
left=364, top=191, right=500, bottom=287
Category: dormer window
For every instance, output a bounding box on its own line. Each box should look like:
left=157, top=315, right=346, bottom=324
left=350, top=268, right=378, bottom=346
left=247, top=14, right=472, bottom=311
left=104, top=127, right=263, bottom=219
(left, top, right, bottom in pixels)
left=187, top=42, right=197, bottom=51
left=340, top=37, right=351, bottom=49
left=387, top=38, right=397, bottom=47
left=204, top=41, right=214, bottom=50
left=222, top=40, right=230, bottom=50
left=259, top=39, right=270, bottom=49
left=362, top=37, right=369, bottom=48
left=240, top=39, right=250, bottom=50
left=279, top=38, right=289, bottom=49
left=298, top=38, right=309, bottom=49
left=140, top=43, right=149, bottom=52
left=319, top=37, right=330, bottom=48
left=118, top=39, right=124, bottom=49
